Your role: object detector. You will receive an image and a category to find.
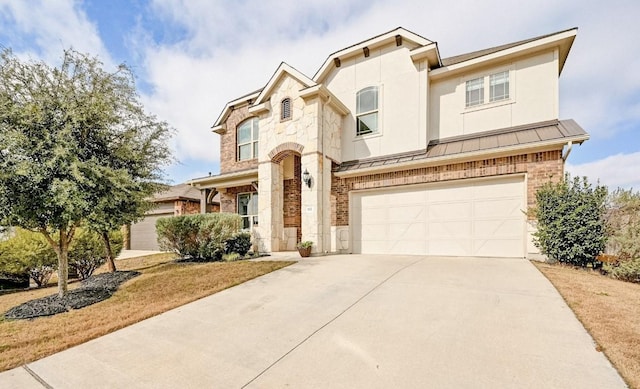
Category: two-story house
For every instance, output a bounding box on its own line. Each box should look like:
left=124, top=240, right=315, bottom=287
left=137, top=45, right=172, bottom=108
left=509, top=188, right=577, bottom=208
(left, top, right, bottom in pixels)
left=189, top=27, right=588, bottom=258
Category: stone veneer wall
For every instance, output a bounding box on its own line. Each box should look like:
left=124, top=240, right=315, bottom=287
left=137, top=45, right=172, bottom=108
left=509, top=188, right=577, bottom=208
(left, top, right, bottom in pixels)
left=220, top=104, right=259, bottom=174
left=220, top=185, right=256, bottom=213
left=331, top=150, right=563, bottom=226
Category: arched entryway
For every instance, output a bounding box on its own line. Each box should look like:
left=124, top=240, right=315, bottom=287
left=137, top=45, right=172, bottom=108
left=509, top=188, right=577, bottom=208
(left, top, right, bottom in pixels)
left=269, top=142, right=304, bottom=251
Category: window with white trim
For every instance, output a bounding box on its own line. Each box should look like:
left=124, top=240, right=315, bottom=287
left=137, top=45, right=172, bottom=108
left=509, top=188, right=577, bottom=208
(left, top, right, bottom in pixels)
left=465, top=71, right=511, bottom=108
left=237, top=117, right=258, bottom=161
left=490, top=71, right=509, bottom=102
left=238, top=192, right=258, bottom=230
left=356, top=86, right=378, bottom=136
left=280, top=98, right=291, bottom=121
left=465, top=77, right=484, bottom=107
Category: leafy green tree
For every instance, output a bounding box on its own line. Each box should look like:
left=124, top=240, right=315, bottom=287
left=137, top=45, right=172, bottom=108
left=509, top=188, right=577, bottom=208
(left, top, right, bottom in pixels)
left=69, top=228, right=123, bottom=279
left=531, top=174, right=608, bottom=267
left=606, top=188, right=640, bottom=261
left=0, top=49, right=172, bottom=297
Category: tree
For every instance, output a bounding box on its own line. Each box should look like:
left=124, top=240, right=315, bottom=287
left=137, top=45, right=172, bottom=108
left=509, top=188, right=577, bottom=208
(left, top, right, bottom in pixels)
left=0, top=49, right=172, bottom=297
left=531, top=174, right=608, bottom=267
left=606, top=188, right=640, bottom=261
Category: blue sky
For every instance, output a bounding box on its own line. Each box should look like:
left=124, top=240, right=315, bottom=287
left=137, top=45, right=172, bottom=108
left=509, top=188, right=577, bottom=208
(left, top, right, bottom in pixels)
left=1, top=0, right=639, bottom=189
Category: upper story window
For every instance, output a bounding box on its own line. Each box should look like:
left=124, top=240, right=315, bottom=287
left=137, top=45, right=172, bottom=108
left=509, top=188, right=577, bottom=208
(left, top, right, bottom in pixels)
left=490, top=71, right=509, bottom=102
left=465, top=77, right=484, bottom=107
left=465, top=71, right=511, bottom=108
left=356, top=86, right=378, bottom=136
left=281, top=98, right=291, bottom=121
left=237, top=117, right=259, bottom=161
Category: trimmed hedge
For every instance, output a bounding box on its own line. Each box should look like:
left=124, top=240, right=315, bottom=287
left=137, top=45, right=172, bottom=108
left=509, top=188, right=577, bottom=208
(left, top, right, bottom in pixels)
left=156, top=213, right=243, bottom=261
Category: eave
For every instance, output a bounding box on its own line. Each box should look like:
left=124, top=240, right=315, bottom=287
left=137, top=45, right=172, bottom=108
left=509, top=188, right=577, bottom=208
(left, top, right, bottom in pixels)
left=188, top=169, right=259, bottom=190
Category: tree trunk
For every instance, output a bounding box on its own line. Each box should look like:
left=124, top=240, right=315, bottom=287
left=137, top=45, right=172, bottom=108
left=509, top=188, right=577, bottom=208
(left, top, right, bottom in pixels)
left=57, top=229, right=69, bottom=298
left=102, top=230, right=117, bottom=272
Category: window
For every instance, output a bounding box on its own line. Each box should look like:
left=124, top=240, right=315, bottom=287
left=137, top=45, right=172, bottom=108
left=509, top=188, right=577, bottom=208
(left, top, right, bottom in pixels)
left=465, top=77, right=484, bottom=107
left=490, top=71, right=509, bottom=102
left=465, top=71, right=511, bottom=108
left=238, top=192, right=258, bottom=230
left=356, top=86, right=378, bottom=136
left=280, top=98, right=291, bottom=121
left=237, top=118, right=259, bottom=161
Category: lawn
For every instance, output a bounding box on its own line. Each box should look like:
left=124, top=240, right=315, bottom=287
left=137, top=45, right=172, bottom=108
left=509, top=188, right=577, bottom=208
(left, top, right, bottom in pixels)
left=0, top=253, right=294, bottom=372
left=534, top=261, right=640, bottom=389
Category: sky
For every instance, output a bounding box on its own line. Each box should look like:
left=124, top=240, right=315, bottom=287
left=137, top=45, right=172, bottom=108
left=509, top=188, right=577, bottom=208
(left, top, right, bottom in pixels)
left=0, top=0, right=638, bottom=189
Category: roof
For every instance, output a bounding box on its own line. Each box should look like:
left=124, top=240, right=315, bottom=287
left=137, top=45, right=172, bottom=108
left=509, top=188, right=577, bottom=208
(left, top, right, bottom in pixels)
left=434, top=27, right=577, bottom=76
left=152, top=184, right=202, bottom=203
left=188, top=168, right=259, bottom=190
left=334, top=119, right=588, bottom=174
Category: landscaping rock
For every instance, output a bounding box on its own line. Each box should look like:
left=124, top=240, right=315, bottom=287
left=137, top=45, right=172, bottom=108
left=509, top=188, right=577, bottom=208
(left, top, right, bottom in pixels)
left=3, top=271, right=140, bottom=320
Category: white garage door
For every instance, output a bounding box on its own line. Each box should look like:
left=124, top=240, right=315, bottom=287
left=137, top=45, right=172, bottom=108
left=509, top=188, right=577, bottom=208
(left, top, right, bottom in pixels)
left=351, top=176, right=525, bottom=257
left=130, top=213, right=172, bottom=251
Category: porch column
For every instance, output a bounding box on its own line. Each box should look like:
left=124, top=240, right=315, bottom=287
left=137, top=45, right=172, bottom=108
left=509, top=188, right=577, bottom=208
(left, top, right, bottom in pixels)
left=300, top=153, right=330, bottom=254
left=257, top=161, right=283, bottom=252
left=200, top=188, right=210, bottom=214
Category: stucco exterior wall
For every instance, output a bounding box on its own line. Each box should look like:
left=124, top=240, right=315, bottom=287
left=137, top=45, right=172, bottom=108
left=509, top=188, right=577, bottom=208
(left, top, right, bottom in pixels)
left=324, top=43, right=428, bottom=162
left=429, top=50, right=559, bottom=139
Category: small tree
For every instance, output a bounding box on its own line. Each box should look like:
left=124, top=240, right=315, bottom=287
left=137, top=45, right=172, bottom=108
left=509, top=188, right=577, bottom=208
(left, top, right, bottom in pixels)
left=531, top=174, right=608, bottom=266
left=69, top=228, right=123, bottom=280
left=606, top=188, right=640, bottom=261
left=0, top=49, right=172, bottom=296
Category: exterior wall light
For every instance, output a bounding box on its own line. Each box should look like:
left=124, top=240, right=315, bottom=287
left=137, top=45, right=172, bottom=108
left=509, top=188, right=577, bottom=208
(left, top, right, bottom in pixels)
left=302, top=168, right=312, bottom=188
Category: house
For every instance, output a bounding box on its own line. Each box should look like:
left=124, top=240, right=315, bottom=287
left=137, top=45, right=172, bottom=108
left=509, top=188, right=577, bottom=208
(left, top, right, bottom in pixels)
left=189, top=27, right=588, bottom=258
left=128, top=183, right=220, bottom=251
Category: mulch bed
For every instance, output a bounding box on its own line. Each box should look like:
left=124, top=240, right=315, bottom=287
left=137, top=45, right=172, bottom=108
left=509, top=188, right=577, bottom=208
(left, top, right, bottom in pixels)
left=3, top=271, right=140, bottom=320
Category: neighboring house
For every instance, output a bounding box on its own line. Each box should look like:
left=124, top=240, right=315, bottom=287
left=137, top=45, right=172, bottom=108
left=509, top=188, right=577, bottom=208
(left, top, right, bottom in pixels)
left=189, top=27, right=588, bottom=258
left=128, top=184, right=220, bottom=251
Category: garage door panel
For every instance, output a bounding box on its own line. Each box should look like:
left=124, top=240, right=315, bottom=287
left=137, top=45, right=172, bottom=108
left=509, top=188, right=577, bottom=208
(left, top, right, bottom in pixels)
left=130, top=213, right=171, bottom=251
left=351, top=176, right=525, bottom=258
left=474, top=198, right=522, bottom=218
left=428, top=202, right=472, bottom=220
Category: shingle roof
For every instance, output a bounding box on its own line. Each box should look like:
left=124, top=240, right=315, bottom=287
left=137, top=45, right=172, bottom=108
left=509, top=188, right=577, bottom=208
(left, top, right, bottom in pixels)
left=152, top=183, right=202, bottom=202
left=334, top=119, right=587, bottom=173
left=439, top=27, right=577, bottom=67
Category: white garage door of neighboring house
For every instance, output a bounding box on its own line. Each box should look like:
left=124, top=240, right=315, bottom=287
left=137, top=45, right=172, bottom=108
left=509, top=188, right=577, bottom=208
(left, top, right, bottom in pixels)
left=130, top=202, right=175, bottom=251
left=351, top=175, right=526, bottom=258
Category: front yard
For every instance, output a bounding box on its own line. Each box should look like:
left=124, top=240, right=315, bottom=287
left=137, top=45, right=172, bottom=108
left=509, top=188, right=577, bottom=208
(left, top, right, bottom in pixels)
left=0, top=253, right=293, bottom=372
left=535, top=262, right=640, bottom=389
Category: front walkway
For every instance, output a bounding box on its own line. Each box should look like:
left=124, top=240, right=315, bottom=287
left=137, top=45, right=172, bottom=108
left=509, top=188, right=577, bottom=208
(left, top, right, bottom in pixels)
left=0, top=255, right=626, bottom=388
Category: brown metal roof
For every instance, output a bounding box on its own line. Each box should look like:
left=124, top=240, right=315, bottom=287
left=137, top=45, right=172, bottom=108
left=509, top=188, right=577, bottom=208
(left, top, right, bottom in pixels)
left=334, top=119, right=588, bottom=173
left=439, top=27, right=577, bottom=67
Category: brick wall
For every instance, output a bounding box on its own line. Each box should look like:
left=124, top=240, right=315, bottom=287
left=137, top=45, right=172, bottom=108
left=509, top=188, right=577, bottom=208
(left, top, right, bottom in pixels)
left=283, top=155, right=302, bottom=241
left=220, top=185, right=257, bottom=213
left=331, top=150, right=563, bottom=226
left=220, top=104, right=259, bottom=174
left=174, top=200, right=200, bottom=216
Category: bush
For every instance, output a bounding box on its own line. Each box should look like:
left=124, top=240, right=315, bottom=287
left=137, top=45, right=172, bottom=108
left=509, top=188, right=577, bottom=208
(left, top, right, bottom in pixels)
left=156, top=213, right=242, bottom=261
left=222, top=253, right=241, bottom=262
left=605, top=258, right=640, bottom=283
left=606, top=188, right=640, bottom=261
left=0, top=228, right=57, bottom=287
left=224, top=232, right=252, bottom=256
left=531, top=174, right=608, bottom=267
left=69, top=228, right=123, bottom=280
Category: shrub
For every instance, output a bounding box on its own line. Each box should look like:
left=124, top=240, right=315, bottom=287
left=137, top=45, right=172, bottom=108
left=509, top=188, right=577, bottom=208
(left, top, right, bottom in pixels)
left=0, top=228, right=57, bottom=287
left=605, top=258, right=640, bottom=283
left=222, top=253, right=241, bottom=262
left=69, top=228, right=123, bottom=280
left=531, top=174, right=608, bottom=267
left=606, top=188, right=640, bottom=261
left=224, top=232, right=252, bottom=256
left=156, top=213, right=242, bottom=261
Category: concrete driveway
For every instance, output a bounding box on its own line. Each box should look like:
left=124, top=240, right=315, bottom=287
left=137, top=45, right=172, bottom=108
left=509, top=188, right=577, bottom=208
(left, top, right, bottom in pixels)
left=0, top=255, right=626, bottom=388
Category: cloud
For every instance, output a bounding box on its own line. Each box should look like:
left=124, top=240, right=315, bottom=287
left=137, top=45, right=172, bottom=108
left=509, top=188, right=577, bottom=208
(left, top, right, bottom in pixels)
left=566, top=152, right=640, bottom=190
left=0, top=0, right=114, bottom=67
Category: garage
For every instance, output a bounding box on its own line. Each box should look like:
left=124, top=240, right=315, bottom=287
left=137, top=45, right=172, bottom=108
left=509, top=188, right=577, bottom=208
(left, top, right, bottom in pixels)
left=351, top=175, right=526, bottom=257
left=130, top=203, right=174, bottom=251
